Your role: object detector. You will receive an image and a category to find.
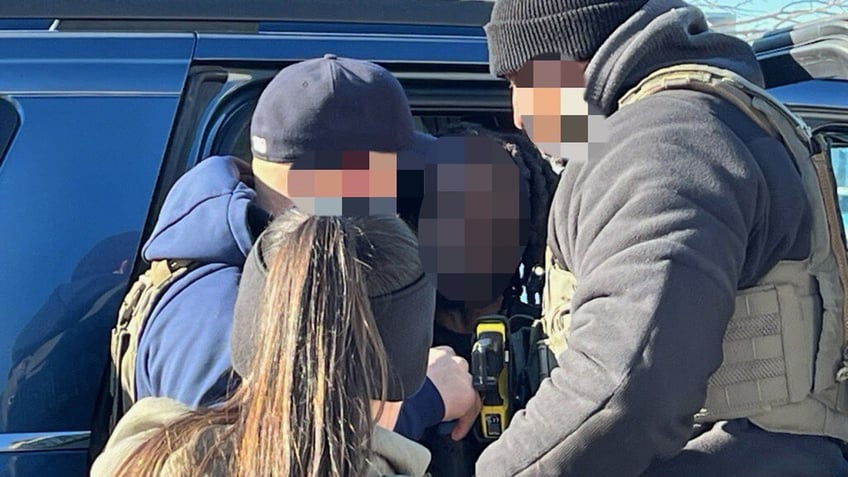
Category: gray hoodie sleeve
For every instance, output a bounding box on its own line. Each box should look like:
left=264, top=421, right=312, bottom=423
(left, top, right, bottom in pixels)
left=476, top=93, right=773, bottom=476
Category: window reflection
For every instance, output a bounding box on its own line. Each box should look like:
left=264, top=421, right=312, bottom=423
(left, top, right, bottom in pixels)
left=0, top=232, right=137, bottom=433
left=0, top=96, right=175, bottom=434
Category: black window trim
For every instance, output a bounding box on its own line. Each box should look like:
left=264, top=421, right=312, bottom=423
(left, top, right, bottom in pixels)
left=0, top=96, right=21, bottom=167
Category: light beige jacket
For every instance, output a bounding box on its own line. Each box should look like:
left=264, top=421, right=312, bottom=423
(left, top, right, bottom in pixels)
left=91, top=397, right=431, bottom=477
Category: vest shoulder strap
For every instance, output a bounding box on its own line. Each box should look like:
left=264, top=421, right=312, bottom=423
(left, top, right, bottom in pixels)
left=109, top=259, right=196, bottom=430
left=619, top=64, right=804, bottom=142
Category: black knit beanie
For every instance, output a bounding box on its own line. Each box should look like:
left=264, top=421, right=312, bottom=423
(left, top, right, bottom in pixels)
left=485, top=0, right=650, bottom=77
left=232, top=219, right=435, bottom=401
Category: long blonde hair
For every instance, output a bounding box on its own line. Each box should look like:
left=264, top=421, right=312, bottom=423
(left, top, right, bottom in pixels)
left=115, top=210, right=423, bottom=476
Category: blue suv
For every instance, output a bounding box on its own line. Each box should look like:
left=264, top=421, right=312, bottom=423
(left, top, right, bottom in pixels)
left=0, top=2, right=846, bottom=475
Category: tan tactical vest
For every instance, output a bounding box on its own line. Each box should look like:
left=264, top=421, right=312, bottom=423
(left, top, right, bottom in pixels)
left=110, top=259, right=195, bottom=429
left=541, top=64, right=848, bottom=442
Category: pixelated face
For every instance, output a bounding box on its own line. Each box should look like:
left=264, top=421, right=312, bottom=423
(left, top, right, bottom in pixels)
left=509, top=55, right=609, bottom=163
left=286, top=150, right=400, bottom=217
left=418, top=136, right=530, bottom=307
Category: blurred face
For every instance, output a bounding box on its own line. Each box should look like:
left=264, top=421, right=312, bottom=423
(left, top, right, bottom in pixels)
left=509, top=58, right=586, bottom=128
left=287, top=150, right=399, bottom=217
left=508, top=57, right=608, bottom=163
left=417, top=136, right=530, bottom=310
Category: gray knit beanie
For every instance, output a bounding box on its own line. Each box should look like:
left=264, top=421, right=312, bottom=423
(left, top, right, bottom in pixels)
left=485, top=0, right=650, bottom=77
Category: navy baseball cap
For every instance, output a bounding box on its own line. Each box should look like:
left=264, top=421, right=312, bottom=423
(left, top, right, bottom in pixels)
left=250, top=54, right=434, bottom=163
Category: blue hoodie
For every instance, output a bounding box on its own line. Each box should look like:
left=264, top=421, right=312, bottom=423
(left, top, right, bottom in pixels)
left=135, top=155, right=443, bottom=440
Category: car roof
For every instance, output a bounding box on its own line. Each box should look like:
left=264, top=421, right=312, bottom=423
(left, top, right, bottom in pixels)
left=754, top=15, right=848, bottom=109
left=752, top=14, right=848, bottom=54
left=0, top=0, right=495, bottom=27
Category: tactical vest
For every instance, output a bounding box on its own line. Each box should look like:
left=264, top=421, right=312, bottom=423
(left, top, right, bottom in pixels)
left=540, top=64, right=848, bottom=442
left=109, top=259, right=196, bottom=429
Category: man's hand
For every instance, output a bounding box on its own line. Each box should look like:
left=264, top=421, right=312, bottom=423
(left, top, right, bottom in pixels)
left=427, top=346, right=483, bottom=441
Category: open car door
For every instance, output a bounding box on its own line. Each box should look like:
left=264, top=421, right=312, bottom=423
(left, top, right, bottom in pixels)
left=755, top=16, right=848, bottom=229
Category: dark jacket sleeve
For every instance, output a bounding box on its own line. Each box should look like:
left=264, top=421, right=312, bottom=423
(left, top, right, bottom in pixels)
left=394, top=377, right=445, bottom=440
left=476, top=94, right=774, bottom=476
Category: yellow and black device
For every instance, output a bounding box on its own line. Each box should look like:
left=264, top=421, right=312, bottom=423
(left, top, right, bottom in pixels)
left=471, top=315, right=510, bottom=440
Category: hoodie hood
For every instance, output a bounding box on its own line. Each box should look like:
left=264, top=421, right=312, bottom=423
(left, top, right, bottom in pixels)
left=143, top=156, right=256, bottom=265
left=585, top=0, right=765, bottom=116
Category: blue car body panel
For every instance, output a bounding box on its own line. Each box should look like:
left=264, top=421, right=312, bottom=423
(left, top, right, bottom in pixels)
left=194, top=31, right=489, bottom=64
left=0, top=33, right=193, bottom=476
left=0, top=19, right=53, bottom=30
left=0, top=33, right=194, bottom=94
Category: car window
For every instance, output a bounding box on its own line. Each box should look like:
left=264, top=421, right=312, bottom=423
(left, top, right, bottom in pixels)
left=211, top=107, right=517, bottom=160
left=833, top=144, right=848, bottom=232
left=203, top=76, right=516, bottom=161
left=0, top=96, right=175, bottom=434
